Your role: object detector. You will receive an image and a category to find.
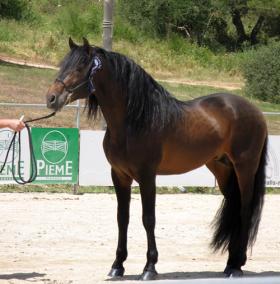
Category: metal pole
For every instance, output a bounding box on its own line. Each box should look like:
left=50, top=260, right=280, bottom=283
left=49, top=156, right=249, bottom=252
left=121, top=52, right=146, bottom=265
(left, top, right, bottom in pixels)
left=101, top=0, right=114, bottom=129
left=76, top=99, right=81, bottom=129
left=103, top=0, right=114, bottom=51
left=73, top=100, right=81, bottom=195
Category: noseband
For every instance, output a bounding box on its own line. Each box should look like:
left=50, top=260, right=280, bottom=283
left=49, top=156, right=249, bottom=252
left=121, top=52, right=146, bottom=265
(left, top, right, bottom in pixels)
left=55, top=56, right=102, bottom=95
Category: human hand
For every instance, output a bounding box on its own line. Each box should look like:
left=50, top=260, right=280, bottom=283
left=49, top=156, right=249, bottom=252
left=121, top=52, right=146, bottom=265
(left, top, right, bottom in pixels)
left=7, top=119, right=26, bottom=132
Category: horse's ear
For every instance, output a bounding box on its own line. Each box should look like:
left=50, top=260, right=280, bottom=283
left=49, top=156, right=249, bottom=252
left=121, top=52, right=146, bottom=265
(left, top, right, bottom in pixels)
left=82, top=37, right=91, bottom=55
left=69, top=37, right=78, bottom=50
left=83, top=37, right=90, bottom=46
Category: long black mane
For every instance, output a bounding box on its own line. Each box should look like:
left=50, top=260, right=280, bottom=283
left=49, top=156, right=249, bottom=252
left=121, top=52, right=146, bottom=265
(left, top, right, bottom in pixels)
left=95, top=48, right=186, bottom=133
left=60, top=46, right=186, bottom=133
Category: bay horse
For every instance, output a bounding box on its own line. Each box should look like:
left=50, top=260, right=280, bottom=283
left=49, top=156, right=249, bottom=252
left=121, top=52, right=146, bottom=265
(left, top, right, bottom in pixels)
left=46, top=38, right=267, bottom=280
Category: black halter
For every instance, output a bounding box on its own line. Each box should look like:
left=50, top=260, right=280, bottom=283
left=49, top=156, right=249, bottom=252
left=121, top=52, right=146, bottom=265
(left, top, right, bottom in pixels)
left=55, top=56, right=102, bottom=94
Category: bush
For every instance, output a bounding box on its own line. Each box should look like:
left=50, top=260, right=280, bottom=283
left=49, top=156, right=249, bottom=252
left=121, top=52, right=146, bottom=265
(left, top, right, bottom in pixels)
left=56, top=2, right=102, bottom=38
left=114, top=20, right=141, bottom=43
left=0, top=0, right=37, bottom=22
left=118, top=0, right=212, bottom=41
left=242, top=42, right=280, bottom=104
left=0, top=20, right=22, bottom=41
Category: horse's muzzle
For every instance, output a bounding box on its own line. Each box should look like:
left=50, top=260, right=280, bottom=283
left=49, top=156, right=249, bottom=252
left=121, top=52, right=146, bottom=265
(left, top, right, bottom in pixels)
left=46, top=92, right=69, bottom=111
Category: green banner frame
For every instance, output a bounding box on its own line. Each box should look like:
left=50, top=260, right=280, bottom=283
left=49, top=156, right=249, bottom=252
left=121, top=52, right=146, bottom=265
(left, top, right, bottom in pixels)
left=31, top=128, right=79, bottom=184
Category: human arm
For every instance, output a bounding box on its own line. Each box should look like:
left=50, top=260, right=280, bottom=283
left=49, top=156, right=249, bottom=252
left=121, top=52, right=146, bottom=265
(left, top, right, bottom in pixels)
left=0, top=119, right=25, bottom=132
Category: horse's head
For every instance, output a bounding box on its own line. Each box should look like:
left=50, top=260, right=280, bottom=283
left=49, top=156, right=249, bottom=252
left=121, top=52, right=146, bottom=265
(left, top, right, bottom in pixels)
left=46, top=37, right=101, bottom=111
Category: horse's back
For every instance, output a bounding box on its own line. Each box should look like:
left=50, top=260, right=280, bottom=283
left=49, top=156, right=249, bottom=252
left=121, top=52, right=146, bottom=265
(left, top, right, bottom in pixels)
left=188, top=93, right=263, bottom=117
left=185, top=93, right=266, bottom=136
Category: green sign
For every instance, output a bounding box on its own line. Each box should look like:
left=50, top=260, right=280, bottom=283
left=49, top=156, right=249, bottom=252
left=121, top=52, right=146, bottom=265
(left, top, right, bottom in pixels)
left=31, top=128, right=79, bottom=184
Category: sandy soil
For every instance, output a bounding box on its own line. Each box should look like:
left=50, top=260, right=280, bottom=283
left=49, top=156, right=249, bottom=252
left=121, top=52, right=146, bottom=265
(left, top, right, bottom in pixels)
left=0, top=193, right=279, bottom=284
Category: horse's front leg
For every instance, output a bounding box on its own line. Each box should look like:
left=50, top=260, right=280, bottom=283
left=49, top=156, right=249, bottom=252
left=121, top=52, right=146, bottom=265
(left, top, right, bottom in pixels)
left=139, top=172, right=158, bottom=281
left=108, top=168, right=132, bottom=278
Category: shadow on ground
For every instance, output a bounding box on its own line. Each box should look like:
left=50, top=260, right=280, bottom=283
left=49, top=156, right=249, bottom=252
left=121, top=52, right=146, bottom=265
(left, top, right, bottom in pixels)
left=106, top=270, right=280, bottom=281
left=0, top=272, right=46, bottom=280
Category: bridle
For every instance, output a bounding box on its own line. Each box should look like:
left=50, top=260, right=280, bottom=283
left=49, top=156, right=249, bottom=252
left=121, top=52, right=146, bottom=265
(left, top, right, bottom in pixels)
left=55, top=56, right=102, bottom=96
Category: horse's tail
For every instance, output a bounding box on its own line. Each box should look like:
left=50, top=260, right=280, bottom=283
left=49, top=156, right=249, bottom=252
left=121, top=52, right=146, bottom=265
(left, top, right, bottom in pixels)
left=247, top=136, right=267, bottom=247
left=211, top=136, right=267, bottom=252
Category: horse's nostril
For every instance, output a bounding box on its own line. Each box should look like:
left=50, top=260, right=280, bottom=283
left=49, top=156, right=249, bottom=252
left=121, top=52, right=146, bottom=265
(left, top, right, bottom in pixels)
left=49, top=95, right=56, bottom=104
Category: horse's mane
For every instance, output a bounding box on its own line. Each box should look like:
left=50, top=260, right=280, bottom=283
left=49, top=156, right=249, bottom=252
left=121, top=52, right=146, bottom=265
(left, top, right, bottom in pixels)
left=60, top=45, right=186, bottom=133
left=94, top=47, right=186, bottom=133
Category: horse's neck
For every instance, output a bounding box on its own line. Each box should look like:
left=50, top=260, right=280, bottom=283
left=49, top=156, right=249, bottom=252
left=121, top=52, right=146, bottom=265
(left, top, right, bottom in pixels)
left=97, top=90, right=127, bottom=140
left=94, top=66, right=127, bottom=139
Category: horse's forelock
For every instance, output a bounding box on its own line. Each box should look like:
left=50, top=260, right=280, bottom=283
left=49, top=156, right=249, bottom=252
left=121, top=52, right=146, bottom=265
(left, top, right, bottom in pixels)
left=58, top=47, right=91, bottom=79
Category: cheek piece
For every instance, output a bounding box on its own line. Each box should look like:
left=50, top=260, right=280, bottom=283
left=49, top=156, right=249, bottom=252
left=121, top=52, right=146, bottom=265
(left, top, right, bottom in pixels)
left=55, top=56, right=102, bottom=95
left=88, top=56, right=102, bottom=94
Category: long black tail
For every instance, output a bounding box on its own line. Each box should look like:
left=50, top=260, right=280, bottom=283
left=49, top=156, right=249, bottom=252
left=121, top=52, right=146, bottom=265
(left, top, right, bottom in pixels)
left=211, top=137, right=267, bottom=252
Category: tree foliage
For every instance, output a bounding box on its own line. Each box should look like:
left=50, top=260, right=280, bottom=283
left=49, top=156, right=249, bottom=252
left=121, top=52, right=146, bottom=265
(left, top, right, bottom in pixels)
left=242, top=42, right=280, bottom=103
left=118, top=0, right=280, bottom=51
left=0, top=0, right=35, bottom=21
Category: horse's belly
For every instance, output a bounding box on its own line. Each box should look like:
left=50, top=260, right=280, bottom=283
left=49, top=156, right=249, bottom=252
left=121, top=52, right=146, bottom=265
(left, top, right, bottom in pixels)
left=157, top=154, right=204, bottom=175
left=157, top=141, right=220, bottom=175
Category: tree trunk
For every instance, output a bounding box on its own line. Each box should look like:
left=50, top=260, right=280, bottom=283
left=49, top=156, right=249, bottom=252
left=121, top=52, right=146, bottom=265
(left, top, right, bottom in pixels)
left=231, top=8, right=249, bottom=48
left=250, top=15, right=265, bottom=45
left=214, top=18, right=235, bottom=51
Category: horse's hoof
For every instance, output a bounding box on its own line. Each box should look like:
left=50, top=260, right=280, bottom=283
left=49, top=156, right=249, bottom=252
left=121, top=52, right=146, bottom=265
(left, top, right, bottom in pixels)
left=223, top=265, right=231, bottom=276
left=108, top=267, right=124, bottom=278
left=224, top=266, right=243, bottom=277
left=229, top=269, right=243, bottom=277
left=139, top=270, right=158, bottom=281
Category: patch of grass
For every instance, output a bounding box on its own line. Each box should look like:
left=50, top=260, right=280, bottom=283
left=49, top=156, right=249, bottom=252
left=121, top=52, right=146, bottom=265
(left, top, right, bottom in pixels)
left=0, top=0, right=277, bottom=88
left=0, top=62, right=279, bottom=133
left=0, top=184, right=114, bottom=194
left=0, top=20, right=22, bottom=42
left=0, top=61, right=55, bottom=83
left=266, top=188, right=280, bottom=193
left=0, top=184, right=216, bottom=194
left=0, top=0, right=245, bottom=83
left=1, top=185, right=278, bottom=194
left=112, top=38, right=244, bottom=83
left=0, top=184, right=72, bottom=193
left=160, top=82, right=231, bottom=100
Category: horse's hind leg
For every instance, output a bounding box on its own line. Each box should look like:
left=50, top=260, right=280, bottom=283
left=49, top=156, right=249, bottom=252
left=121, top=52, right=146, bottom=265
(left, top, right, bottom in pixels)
left=206, top=157, right=233, bottom=196
left=209, top=151, right=265, bottom=277
left=108, top=168, right=132, bottom=278
left=224, top=161, right=256, bottom=277
left=224, top=145, right=266, bottom=277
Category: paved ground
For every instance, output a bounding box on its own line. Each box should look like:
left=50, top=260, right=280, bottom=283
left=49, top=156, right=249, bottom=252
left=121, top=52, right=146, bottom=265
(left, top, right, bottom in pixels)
left=0, top=193, right=279, bottom=284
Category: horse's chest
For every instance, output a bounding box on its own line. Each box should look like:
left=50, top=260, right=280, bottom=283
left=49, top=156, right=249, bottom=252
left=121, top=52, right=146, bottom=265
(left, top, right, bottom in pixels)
left=105, top=146, right=126, bottom=167
left=103, top=140, right=131, bottom=174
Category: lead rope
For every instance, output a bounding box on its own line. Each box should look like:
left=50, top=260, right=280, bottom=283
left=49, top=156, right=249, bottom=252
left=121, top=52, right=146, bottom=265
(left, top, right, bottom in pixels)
left=0, top=112, right=56, bottom=184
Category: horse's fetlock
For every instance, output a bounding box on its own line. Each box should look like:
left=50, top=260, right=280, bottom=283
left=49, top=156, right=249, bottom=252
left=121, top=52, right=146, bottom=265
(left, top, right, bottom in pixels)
left=147, top=249, right=158, bottom=263
left=116, top=248, right=127, bottom=261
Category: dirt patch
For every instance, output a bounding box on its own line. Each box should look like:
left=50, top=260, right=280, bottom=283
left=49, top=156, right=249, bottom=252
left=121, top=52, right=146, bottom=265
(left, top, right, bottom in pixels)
left=0, top=55, right=58, bottom=70
left=0, top=55, right=242, bottom=90
left=0, top=193, right=279, bottom=284
left=158, top=79, right=243, bottom=90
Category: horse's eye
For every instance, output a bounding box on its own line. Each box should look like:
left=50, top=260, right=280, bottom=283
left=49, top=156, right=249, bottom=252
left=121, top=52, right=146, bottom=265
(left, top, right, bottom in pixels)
left=76, top=64, right=87, bottom=72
